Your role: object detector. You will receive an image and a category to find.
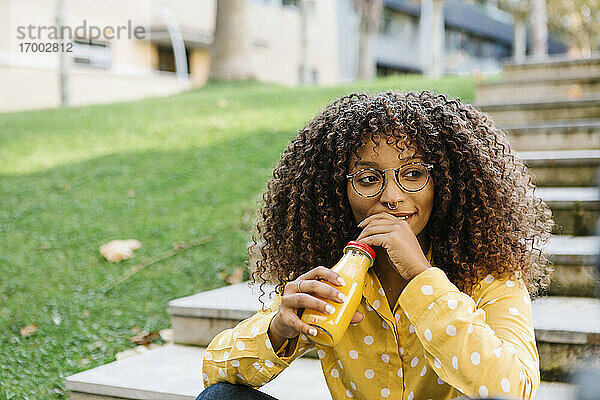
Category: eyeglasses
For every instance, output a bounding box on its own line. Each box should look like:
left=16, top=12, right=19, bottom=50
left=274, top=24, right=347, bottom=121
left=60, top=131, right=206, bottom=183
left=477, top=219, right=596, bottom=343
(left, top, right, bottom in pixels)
left=346, top=162, right=433, bottom=197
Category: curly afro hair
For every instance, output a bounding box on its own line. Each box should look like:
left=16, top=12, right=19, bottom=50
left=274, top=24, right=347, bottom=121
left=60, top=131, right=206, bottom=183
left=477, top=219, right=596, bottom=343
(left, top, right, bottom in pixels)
left=248, top=90, right=554, bottom=307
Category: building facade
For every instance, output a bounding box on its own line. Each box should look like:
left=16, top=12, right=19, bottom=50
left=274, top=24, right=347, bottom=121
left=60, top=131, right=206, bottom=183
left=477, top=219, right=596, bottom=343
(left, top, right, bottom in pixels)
left=1, top=0, right=339, bottom=112
left=1, top=0, right=563, bottom=112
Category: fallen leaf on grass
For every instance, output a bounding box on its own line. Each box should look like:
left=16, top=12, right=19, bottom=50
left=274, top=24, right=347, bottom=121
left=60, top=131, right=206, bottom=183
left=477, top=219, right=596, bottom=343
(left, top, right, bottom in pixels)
left=217, top=98, right=228, bottom=108
left=209, top=118, right=225, bottom=130
left=130, top=331, right=160, bottom=346
left=99, top=239, right=141, bottom=262
left=172, top=241, right=188, bottom=250
left=126, top=189, right=135, bottom=198
left=78, top=358, right=90, bottom=366
left=20, top=324, right=38, bottom=337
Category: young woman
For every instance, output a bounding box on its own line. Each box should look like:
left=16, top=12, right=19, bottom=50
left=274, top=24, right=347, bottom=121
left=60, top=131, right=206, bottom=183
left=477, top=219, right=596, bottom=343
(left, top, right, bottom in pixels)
left=197, top=91, right=554, bottom=400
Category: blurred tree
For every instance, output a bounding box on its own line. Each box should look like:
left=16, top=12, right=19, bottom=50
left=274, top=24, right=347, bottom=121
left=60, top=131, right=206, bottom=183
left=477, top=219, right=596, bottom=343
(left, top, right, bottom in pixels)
left=547, top=0, right=600, bottom=57
left=209, top=0, right=253, bottom=80
left=354, top=0, right=383, bottom=79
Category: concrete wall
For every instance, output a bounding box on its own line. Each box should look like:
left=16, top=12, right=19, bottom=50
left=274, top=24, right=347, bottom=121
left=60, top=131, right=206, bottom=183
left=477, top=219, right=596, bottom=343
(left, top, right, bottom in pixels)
left=0, top=64, right=186, bottom=112
left=248, top=1, right=339, bottom=86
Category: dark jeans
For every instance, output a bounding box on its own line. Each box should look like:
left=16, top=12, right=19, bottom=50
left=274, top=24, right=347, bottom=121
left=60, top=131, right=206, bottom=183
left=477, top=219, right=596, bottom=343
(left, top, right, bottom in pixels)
left=196, top=382, right=279, bottom=400
left=196, top=382, right=508, bottom=400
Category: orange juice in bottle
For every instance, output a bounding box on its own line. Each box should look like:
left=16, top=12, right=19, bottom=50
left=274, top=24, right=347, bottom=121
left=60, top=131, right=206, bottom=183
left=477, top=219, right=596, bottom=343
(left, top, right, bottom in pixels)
left=300, top=241, right=375, bottom=346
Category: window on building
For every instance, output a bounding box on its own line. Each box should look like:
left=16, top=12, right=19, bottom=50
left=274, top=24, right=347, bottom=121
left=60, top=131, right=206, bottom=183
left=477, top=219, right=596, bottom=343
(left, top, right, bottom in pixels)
left=72, top=39, right=111, bottom=69
left=379, top=7, right=394, bottom=36
left=446, top=28, right=510, bottom=60
left=376, top=62, right=420, bottom=76
left=282, top=0, right=300, bottom=7
left=157, top=46, right=190, bottom=74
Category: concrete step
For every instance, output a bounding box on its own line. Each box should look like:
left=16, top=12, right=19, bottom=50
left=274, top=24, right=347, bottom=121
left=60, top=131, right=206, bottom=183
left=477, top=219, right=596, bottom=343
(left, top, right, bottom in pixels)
left=477, top=97, right=600, bottom=125
left=476, top=75, right=600, bottom=104
left=546, top=235, right=600, bottom=266
left=519, top=150, right=600, bottom=186
left=536, top=187, right=600, bottom=236
left=549, top=264, right=599, bottom=298
left=168, top=236, right=600, bottom=346
left=65, top=344, right=330, bottom=400
left=543, top=236, right=600, bottom=297
left=503, top=119, right=600, bottom=151
left=168, top=283, right=600, bottom=350
left=533, top=296, right=600, bottom=382
left=168, top=281, right=277, bottom=348
left=503, top=55, right=600, bottom=81
left=65, top=343, right=579, bottom=400
left=533, top=297, right=600, bottom=345
left=167, top=236, right=600, bottom=383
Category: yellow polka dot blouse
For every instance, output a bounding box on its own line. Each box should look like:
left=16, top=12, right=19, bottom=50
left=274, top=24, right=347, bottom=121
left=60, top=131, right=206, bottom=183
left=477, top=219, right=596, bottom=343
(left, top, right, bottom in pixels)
left=202, top=249, right=540, bottom=399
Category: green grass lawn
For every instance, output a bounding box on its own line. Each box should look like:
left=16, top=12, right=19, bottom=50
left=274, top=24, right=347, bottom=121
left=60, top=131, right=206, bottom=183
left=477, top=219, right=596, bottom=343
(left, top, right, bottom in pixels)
left=0, top=74, right=475, bottom=398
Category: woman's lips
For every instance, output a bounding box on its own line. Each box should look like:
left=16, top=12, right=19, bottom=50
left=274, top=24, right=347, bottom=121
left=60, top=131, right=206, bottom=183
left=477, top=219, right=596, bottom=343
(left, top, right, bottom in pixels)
left=396, top=213, right=415, bottom=222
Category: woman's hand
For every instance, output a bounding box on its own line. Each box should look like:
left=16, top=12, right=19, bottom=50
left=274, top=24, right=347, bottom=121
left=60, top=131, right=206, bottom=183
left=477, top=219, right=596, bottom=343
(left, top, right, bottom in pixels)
left=356, top=212, right=431, bottom=280
left=269, top=266, right=364, bottom=343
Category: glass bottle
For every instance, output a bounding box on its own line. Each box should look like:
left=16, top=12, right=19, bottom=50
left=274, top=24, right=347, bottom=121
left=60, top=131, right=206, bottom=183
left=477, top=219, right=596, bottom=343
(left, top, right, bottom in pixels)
left=300, top=241, right=375, bottom=346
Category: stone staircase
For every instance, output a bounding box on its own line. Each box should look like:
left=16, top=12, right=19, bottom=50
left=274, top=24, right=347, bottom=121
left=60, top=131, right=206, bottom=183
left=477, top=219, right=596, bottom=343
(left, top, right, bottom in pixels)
left=65, top=57, right=600, bottom=399
left=475, top=56, right=600, bottom=387
left=501, top=120, right=600, bottom=151
left=477, top=55, right=600, bottom=103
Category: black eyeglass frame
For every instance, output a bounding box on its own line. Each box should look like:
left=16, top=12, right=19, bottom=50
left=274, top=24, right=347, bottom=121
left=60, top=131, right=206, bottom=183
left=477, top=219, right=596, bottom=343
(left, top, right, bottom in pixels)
left=346, top=162, right=434, bottom=197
